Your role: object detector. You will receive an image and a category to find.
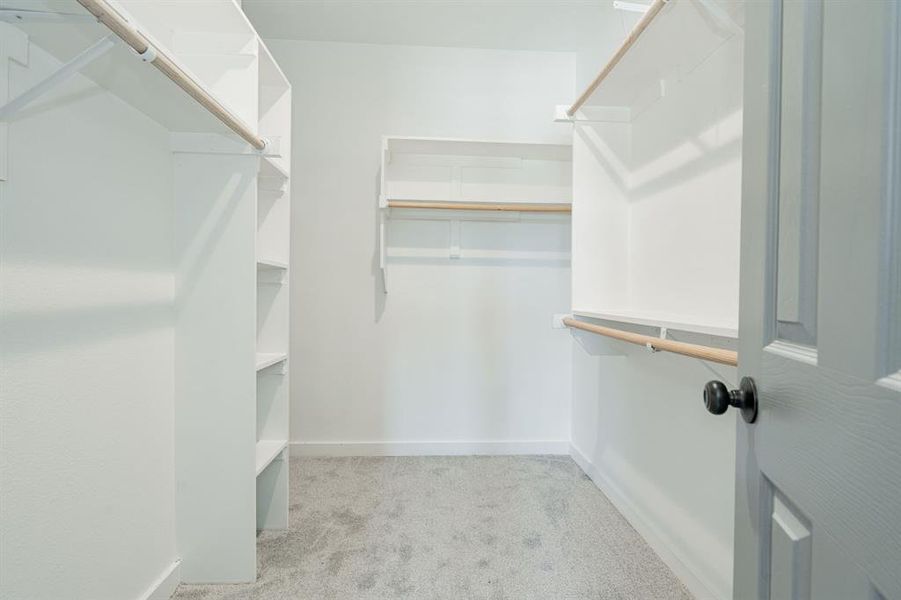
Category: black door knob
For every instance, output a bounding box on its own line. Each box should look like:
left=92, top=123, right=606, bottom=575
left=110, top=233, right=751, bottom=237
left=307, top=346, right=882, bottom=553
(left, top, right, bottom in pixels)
left=703, top=377, right=758, bottom=423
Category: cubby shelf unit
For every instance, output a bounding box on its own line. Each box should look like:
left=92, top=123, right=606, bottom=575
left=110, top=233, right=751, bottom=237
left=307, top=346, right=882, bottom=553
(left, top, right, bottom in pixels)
left=254, top=29, right=291, bottom=541
left=568, top=0, right=744, bottom=340
left=3, top=0, right=293, bottom=584
left=378, top=136, right=573, bottom=291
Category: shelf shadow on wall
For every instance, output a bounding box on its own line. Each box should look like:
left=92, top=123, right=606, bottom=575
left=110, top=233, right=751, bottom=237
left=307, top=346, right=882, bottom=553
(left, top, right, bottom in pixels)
left=575, top=115, right=742, bottom=202
left=372, top=169, right=387, bottom=322
left=1, top=300, right=173, bottom=355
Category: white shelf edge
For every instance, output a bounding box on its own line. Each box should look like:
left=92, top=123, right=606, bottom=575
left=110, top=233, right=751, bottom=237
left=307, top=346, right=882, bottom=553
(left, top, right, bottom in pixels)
left=384, top=206, right=571, bottom=224
left=383, top=134, right=573, bottom=149
left=571, top=308, right=738, bottom=339
left=255, top=439, right=287, bottom=477
left=99, top=0, right=264, bottom=144
left=257, top=258, right=288, bottom=271
left=387, top=248, right=571, bottom=261
left=385, top=198, right=572, bottom=207
left=256, top=352, right=287, bottom=371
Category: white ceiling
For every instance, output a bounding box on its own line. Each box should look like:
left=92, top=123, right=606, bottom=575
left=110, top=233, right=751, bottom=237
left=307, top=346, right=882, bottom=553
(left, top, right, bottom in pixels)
left=241, top=0, right=638, bottom=53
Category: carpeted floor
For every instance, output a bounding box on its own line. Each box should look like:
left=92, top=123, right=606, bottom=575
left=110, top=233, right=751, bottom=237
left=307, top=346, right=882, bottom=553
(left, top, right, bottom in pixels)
left=173, top=456, right=692, bottom=600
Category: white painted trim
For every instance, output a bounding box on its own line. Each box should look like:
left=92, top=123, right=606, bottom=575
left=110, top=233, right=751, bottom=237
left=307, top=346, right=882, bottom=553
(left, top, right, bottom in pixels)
left=137, top=560, right=180, bottom=600
left=568, top=444, right=725, bottom=600
left=291, top=440, right=570, bottom=457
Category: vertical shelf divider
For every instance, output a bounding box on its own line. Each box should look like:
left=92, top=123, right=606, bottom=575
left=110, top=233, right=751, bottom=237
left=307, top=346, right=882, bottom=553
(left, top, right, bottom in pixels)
left=255, top=39, right=291, bottom=533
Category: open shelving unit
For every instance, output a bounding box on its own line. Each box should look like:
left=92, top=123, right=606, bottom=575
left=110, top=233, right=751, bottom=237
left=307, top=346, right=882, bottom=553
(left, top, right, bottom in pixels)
left=567, top=0, right=744, bottom=341
left=378, top=136, right=573, bottom=291
left=2, top=0, right=292, bottom=583
left=254, top=34, right=291, bottom=534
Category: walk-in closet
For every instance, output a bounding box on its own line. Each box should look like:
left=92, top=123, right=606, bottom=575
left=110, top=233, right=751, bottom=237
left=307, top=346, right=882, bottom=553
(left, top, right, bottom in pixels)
left=3, top=1, right=900, bottom=599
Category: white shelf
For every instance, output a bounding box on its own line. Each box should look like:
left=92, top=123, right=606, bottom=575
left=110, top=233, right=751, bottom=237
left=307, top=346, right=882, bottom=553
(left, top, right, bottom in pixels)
left=6, top=0, right=258, bottom=141
left=574, top=0, right=744, bottom=115
left=117, top=0, right=258, bottom=38
left=256, top=352, right=287, bottom=372
left=384, top=135, right=574, bottom=157
left=255, top=32, right=290, bottom=536
left=257, top=258, right=288, bottom=271
left=259, top=154, right=290, bottom=180
left=255, top=439, right=287, bottom=476
left=571, top=309, right=738, bottom=339
left=379, top=136, right=573, bottom=292
left=381, top=136, right=572, bottom=206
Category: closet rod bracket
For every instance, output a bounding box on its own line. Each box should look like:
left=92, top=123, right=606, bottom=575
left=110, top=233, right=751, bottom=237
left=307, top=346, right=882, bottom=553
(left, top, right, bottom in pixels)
left=646, top=326, right=668, bottom=353
left=136, top=45, right=157, bottom=63
left=612, top=1, right=650, bottom=14
left=0, top=34, right=116, bottom=122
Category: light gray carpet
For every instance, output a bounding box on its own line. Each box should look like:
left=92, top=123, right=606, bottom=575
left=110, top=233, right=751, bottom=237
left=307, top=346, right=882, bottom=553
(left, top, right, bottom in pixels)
left=173, top=456, right=692, bottom=600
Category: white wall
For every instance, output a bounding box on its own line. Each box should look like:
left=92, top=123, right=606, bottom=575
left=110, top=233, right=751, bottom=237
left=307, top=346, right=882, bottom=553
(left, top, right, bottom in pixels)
left=569, top=27, right=741, bottom=600
left=267, top=39, right=576, bottom=454
left=0, top=35, right=178, bottom=600
left=571, top=337, right=737, bottom=600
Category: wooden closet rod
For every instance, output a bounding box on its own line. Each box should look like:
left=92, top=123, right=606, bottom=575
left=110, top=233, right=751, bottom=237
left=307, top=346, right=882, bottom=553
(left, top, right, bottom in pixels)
left=563, top=317, right=738, bottom=366
left=567, top=0, right=668, bottom=117
left=76, top=0, right=267, bottom=150
left=387, top=201, right=572, bottom=213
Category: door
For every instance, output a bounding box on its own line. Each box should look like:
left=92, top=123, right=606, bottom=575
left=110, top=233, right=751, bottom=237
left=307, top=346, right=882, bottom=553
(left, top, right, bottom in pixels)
left=733, top=0, right=901, bottom=599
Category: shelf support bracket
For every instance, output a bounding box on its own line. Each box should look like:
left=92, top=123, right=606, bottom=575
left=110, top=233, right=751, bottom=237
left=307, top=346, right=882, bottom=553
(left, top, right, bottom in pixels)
left=0, top=34, right=115, bottom=122
left=379, top=210, right=389, bottom=293
left=646, top=326, right=668, bottom=353
left=612, top=1, right=650, bottom=13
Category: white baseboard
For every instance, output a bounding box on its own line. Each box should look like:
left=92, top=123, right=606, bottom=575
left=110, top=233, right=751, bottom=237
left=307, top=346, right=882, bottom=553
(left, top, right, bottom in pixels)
left=291, top=439, right=570, bottom=457
left=138, top=559, right=180, bottom=600
left=568, top=444, right=723, bottom=600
